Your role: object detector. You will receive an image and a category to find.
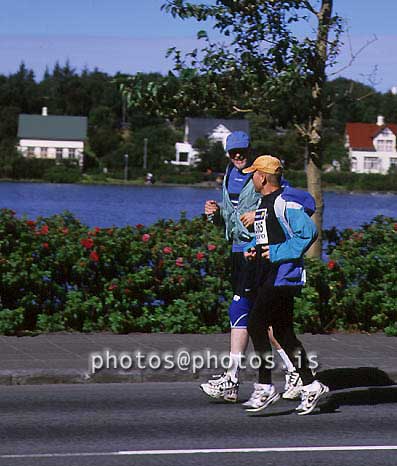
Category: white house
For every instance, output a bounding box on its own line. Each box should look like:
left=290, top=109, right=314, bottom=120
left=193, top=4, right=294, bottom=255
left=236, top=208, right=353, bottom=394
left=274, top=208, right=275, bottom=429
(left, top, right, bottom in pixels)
left=17, top=107, right=88, bottom=167
left=345, top=116, right=397, bottom=174
left=173, top=117, right=250, bottom=166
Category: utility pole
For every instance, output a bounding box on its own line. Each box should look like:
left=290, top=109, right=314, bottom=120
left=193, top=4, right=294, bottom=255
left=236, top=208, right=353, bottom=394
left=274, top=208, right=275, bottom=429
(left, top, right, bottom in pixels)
left=143, top=138, right=148, bottom=170
left=124, top=153, right=128, bottom=182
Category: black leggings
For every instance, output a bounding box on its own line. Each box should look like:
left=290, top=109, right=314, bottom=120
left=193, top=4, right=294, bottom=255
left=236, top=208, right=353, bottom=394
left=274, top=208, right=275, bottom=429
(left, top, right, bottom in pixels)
left=247, top=285, right=314, bottom=385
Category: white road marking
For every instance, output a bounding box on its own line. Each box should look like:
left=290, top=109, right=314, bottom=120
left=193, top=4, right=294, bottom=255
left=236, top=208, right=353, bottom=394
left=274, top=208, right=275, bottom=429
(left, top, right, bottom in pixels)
left=2, top=446, right=397, bottom=458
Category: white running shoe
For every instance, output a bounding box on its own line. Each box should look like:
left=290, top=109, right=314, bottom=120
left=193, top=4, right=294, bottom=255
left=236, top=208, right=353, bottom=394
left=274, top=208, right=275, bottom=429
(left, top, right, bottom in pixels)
left=296, top=380, right=329, bottom=415
left=282, top=371, right=303, bottom=400
left=244, top=384, right=280, bottom=413
left=242, top=383, right=267, bottom=408
left=200, top=373, right=239, bottom=402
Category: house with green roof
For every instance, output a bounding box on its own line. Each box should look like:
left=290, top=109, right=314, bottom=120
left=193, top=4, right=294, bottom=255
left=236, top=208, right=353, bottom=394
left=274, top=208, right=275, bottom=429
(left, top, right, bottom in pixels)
left=17, top=108, right=88, bottom=167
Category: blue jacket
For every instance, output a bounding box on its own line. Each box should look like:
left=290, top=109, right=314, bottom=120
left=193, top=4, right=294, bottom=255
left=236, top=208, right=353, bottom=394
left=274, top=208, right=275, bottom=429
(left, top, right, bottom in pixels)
left=269, top=188, right=317, bottom=287
left=220, top=164, right=261, bottom=243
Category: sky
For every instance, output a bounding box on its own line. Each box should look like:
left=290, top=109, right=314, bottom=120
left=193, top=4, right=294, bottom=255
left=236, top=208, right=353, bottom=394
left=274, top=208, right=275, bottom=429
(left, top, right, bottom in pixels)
left=0, top=0, right=396, bottom=92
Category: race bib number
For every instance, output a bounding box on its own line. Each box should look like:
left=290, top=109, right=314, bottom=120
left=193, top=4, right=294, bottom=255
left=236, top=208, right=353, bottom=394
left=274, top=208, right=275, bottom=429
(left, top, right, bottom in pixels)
left=254, top=208, right=269, bottom=245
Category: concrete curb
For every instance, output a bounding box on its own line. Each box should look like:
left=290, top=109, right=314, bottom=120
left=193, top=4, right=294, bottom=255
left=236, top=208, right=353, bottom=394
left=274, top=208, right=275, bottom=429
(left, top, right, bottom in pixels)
left=0, top=368, right=395, bottom=386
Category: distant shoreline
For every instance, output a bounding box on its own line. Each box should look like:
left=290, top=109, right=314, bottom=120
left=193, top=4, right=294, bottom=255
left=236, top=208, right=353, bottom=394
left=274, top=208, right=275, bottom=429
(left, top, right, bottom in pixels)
left=0, top=177, right=396, bottom=194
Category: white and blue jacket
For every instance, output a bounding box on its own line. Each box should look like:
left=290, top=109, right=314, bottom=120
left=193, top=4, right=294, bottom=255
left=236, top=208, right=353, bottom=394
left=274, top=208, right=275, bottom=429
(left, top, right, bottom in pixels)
left=270, top=188, right=317, bottom=286
left=248, top=186, right=317, bottom=287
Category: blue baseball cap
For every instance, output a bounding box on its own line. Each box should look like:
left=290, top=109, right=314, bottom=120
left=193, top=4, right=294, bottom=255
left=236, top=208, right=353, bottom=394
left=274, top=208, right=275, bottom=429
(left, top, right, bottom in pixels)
left=225, top=131, right=250, bottom=152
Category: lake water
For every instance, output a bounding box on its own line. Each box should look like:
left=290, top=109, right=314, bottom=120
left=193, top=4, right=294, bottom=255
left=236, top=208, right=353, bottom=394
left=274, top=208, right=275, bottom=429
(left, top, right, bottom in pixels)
left=1, top=182, right=396, bottom=231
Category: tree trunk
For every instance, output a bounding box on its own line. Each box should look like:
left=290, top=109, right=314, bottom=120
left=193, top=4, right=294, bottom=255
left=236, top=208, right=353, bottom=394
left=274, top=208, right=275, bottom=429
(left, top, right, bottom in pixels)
left=305, top=0, right=333, bottom=258
left=306, top=153, right=324, bottom=258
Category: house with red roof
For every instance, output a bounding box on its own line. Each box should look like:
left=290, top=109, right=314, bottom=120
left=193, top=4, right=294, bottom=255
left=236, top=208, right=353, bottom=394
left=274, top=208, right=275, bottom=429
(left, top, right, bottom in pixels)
left=345, top=116, right=397, bottom=174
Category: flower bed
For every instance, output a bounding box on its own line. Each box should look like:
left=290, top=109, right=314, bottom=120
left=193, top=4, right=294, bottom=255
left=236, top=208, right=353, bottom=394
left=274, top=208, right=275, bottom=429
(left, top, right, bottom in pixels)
left=0, top=209, right=396, bottom=335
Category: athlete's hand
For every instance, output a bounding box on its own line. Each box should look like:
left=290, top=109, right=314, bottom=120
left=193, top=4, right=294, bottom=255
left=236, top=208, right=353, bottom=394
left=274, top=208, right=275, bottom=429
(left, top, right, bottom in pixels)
left=205, top=200, right=219, bottom=215
left=261, top=245, right=270, bottom=259
left=244, top=247, right=256, bottom=260
left=240, top=211, right=255, bottom=227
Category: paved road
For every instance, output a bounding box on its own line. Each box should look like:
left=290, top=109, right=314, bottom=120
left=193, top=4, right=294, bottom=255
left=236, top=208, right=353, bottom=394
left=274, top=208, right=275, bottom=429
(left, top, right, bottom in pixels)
left=0, top=383, right=396, bottom=466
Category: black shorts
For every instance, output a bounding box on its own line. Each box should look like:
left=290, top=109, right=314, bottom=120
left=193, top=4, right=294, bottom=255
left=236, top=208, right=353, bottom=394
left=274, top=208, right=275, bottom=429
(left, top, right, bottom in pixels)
left=231, top=251, right=256, bottom=297
left=250, top=284, right=301, bottom=328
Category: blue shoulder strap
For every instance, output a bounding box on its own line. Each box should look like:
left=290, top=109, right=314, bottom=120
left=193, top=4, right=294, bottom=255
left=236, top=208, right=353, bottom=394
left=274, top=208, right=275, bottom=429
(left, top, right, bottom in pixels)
left=281, top=186, right=316, bottom=217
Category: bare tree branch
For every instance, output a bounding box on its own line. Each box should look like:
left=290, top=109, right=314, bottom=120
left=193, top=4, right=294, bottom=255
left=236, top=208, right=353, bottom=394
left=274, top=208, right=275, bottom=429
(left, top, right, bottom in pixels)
left=301, top=0, right=319, bottom=17
left=359, top=64, right=381, bottom=89
left=330, top=31, right=377, bottom=77
left=232, top=105, right=253, bottom=113
left=294, top=123, right=310, bottom=138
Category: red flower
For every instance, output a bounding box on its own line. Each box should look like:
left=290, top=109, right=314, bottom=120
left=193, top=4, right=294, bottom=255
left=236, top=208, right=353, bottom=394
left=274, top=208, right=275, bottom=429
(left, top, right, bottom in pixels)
left=142, top=233, right=151, bottom=242
left=394, top=223, right=397, bottom=231
left=175, top=257, right=184, bottom=267
left=94, top=227, right=101, bottom=233
left=107, top=228, right=114, bottom=236
left=108, top=283, right=118, bottom=291
left=42, top=242, right=49, bottom=249
left=327, top=260, right=336, bottom=270
left=196, top=251, right=205, bottom=261
left=26, top=220, right=36, bottom=229
left=136, top=224, right=144, bottom=230
left=61, top=227, right=69, bottom=235
left=89, top=250, right=99, bottom=262
left=80, top=238, right=94, bottom=249
left=163, top=246, right=173, bottom=254
left=207, top=244, right=216, bottom=251
left=39, top=225, right=49, bottom=235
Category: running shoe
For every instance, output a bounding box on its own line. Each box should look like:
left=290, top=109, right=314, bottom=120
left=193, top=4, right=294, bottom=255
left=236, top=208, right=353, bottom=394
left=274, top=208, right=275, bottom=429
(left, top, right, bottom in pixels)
left=200, top=373, right=239, bottom=402
left=282, top=371, right=303, bottom=400
left=244, top=384, right=280, bottom=413
left=296, top=380, right=329, bottom=415
left=242, top=383, right=267, bottom=408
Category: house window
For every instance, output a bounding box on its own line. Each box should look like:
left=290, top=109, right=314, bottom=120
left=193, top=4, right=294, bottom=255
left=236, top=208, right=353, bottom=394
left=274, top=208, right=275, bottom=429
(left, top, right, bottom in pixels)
left=68, top=148, right=76, bottom=159
left=376, top=139, right=394, bottom=151
left=364, top=157, right=379, bottom=170
left=351, top=157, right=357, bottom=171
left=27, top=147, right=34, bottom=157
left=179, top=152, right=189, bottom=163
left=390, top=158, right=397, bottom=169
left=40, top=147, right=48, bottom=158
left=56, top=148, right=63, bottom=160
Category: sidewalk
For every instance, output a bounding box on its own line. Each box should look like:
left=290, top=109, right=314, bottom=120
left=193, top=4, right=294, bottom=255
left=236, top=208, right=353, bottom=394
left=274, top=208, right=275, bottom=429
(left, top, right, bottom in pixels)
left=0, top=332, right=395, bottom=385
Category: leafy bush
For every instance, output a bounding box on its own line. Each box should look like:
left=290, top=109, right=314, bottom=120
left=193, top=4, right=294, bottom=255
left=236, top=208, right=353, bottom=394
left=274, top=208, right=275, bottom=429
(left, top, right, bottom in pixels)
left=283, top=170, right=397, bottom=192
left=0, top=209, right=231, bottom=334
left=43, top=165, right=82, bottom=183
left=295, top=216, right=397, bottom=334
left=0, top=208, right=395, bottom=335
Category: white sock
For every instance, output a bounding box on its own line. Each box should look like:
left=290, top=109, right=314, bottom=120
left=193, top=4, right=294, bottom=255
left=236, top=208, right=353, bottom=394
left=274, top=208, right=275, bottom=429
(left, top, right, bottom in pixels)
left=255, top=383, right=274, bottom=393
left=226, top=353, right=242, bottom=381
left=277, top=349, right=296, bottom=372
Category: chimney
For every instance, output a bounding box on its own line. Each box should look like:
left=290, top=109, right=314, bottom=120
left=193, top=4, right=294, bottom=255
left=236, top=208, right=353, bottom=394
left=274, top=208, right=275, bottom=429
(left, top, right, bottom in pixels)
left=376, top=115, right=385, bottom=126
left=42, top=107, right=48, bottom=116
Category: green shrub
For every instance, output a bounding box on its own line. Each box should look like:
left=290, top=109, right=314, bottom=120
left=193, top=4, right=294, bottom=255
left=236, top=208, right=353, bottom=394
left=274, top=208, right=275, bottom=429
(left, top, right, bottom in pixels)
left=0, top=208, right=395, bottom=335
left=0, top=307, right=24, bottom=334
left=43, top=165, right=81, bottom=183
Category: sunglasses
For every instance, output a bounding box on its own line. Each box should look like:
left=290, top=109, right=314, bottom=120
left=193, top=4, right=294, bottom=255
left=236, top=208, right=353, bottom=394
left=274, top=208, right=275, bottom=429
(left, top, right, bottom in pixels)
left=229, top=149, right=249, bottom=161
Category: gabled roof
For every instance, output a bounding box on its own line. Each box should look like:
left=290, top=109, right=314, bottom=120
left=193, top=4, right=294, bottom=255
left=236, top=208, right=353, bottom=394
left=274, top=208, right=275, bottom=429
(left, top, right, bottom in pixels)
left=18, top=114, right=88, bottom=141
left=345, top=122, right=397, bottom=151
left=185, top=117, right=249, bottom=145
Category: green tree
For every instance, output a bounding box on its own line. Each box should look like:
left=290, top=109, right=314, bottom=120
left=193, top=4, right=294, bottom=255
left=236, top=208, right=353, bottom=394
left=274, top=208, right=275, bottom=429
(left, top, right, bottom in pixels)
left=196, top=139, right=227, bottom=172
left=120, top=1, right=343, bottom=257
